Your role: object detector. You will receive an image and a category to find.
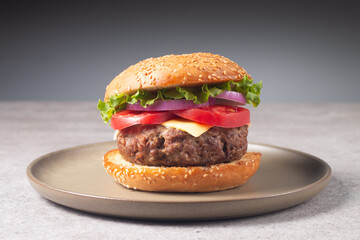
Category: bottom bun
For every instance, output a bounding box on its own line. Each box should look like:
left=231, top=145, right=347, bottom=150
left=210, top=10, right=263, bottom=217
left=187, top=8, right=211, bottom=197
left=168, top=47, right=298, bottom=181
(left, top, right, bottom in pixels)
left=103, top=149, right=261, bottom=192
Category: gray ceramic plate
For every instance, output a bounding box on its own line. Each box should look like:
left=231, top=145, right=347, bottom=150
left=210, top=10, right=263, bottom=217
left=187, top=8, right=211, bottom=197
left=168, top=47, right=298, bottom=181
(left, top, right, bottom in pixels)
left=27, top=142, right=331, bottom=220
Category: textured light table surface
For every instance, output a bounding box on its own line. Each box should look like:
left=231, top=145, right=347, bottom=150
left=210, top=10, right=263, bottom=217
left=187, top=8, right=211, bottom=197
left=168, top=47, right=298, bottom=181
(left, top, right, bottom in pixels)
left=1, top=102, right=359, bottom=239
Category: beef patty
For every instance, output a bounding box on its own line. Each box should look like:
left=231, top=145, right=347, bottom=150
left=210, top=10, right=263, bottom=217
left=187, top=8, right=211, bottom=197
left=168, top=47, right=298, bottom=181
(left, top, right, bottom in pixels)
left=117, top=124, right=248, bottom=167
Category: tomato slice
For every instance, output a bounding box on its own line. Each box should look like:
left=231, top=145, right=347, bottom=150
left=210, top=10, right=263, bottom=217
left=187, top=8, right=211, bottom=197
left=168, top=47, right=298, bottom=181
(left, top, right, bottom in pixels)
left=172, top=105, right=250, bottom=128
left=111, top=110, right=176, bottom=130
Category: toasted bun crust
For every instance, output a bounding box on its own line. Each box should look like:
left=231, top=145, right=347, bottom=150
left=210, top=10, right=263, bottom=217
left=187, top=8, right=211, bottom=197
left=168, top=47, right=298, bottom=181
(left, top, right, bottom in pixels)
left=104, top=52, right=249, bottom=100
left=103, top=149, right=261, bottom=192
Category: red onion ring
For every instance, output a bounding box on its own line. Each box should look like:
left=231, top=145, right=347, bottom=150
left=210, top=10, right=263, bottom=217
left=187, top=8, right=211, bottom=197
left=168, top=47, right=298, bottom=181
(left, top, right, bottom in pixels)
left=214, top=90, right=246, bottom=105
left=127, top=97, right=216, bottom=111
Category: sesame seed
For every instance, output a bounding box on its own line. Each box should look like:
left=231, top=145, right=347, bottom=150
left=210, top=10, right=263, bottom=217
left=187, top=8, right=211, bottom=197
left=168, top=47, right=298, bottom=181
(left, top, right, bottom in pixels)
left=155, top=174, right=159, bottom=177
left=172, top=176, right=176, bottom=179
left=184, top=174, right=188, bottom=179
left=161, top=176, right=165, bottom=179
left=203, top=174, right=208, bottom=178
left=219, top=174, right=223, bottom=177
left=199, top=74, right=203, bottom=78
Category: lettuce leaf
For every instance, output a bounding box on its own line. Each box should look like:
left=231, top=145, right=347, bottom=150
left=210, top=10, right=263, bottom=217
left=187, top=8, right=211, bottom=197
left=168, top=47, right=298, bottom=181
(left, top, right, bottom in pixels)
left=97, top=74, right=262, bottom=123
left=232, top=75, right=263, bottom=107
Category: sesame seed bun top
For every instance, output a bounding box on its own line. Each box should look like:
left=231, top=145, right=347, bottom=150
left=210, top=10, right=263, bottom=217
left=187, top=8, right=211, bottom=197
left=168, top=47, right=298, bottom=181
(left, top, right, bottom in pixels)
left=104, top=52, right=249, bottom=100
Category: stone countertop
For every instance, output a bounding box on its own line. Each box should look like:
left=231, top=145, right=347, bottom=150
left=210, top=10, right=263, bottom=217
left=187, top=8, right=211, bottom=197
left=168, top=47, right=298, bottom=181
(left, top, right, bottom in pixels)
left=1, top=102, right=359, bottom=239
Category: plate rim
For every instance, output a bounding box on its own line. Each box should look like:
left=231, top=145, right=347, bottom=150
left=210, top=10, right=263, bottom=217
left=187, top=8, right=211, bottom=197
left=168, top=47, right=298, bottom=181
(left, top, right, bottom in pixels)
left=27, top=141, right=332, bottom=204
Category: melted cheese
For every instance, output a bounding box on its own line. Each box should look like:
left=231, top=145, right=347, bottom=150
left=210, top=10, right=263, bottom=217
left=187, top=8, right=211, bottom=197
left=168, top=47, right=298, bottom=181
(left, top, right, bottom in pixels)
left=161, top=119, right=213, bottom=137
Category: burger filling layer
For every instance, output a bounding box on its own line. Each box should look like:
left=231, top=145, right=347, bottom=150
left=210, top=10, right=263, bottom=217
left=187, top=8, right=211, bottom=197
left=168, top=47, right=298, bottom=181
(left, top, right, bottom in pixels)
left=117, top=125, right=248, bottom=167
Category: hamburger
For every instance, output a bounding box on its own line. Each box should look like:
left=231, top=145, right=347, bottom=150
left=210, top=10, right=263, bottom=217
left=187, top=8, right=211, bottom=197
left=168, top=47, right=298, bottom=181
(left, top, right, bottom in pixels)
left=98, top=52, right=263, bottom=192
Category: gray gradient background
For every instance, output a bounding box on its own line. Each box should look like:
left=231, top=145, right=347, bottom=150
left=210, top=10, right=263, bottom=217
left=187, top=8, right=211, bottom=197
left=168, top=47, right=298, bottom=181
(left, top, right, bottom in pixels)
left=1, top=0, right=359, bottom=102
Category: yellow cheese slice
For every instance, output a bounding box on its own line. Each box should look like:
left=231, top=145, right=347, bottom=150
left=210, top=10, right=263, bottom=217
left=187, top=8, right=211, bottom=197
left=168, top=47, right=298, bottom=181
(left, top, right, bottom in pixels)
left=161, top=119, right=213, bottom=137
